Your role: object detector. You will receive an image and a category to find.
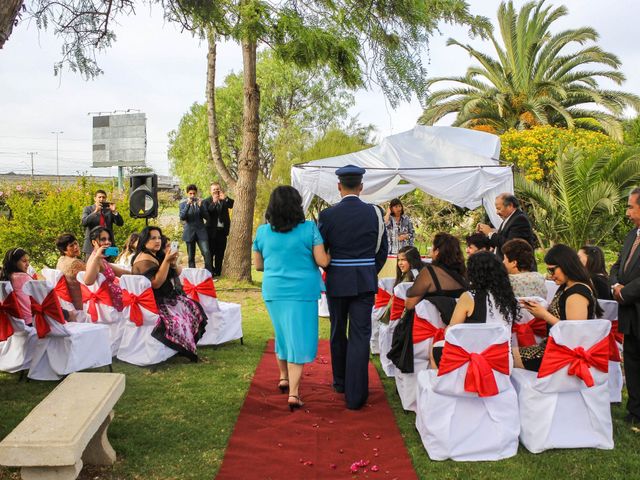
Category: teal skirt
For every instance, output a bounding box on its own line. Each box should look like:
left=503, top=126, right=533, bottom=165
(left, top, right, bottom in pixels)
left=265, top=299, right=318, bottom=364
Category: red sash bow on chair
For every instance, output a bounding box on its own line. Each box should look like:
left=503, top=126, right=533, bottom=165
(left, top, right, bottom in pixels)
left=30, top=290, right=65, bottom=338
left=389, top=296, right=405, bottom=321
left=537, top=336, right=609, bottom=387
left=182, top=277, right=217, bottom=303
left=413, top=313, right=445, bottom=344
left=374, top=288, right=391, bottom=309
left=0, top=292, right=22, bottom=341
left=53, top=276, right=73, bottom=304
left=80, top=282, right=114, bottom=322
left=122, top=289, right=159, bottom=327
left=437, top=342, right=510, bottom=397
left=512, top=317, right=547, bottom=347
left=608, top=320, right=624, bottom=362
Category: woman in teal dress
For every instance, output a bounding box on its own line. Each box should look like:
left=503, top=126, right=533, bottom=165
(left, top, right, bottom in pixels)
left=253, top=186, right=330, bottom=411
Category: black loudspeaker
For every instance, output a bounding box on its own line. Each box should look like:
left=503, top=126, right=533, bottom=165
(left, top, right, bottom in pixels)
left=129, top=173, right=158, bottom=218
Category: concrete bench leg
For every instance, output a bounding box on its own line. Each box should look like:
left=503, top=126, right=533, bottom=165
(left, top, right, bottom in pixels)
left=21, top=460, right=82, bottom=480
left=82, top=410, right=117, bottom=465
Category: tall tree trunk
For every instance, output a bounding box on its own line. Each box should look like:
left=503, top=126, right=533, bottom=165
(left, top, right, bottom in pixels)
left=206, top=29, right=236, bottom=190
left=0, top=0, right=23, bottom=49
left=223, top=37, right=259, bottom=281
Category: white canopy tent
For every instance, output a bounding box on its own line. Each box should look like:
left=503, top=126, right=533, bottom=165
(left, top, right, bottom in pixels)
left=291, top=126, right=513, bottom=227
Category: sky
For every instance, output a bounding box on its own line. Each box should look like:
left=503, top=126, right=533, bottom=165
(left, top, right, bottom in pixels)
left=0, top=0, right=639, bottom=178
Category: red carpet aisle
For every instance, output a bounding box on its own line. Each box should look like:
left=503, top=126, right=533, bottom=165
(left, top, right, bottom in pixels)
left=216, top=340, right=418, bottom=480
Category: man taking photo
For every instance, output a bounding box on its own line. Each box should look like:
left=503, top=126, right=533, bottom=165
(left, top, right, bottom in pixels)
left=81, top=189, right=124, bottom=257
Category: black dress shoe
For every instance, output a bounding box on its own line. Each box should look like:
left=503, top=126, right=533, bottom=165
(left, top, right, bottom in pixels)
left=625, top=413, right=640, bottom=425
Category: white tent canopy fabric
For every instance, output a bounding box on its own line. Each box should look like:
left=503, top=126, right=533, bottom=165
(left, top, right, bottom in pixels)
left=291, top=126, right=513, bottom=227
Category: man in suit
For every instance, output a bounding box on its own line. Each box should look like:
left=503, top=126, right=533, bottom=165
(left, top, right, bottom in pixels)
left=81, top=189, right=124, bottom=256
left=319, top=165, right=388, bottom=410
left=179, top=184, right=213, bottom=274
left=477, top=193, right=537, bottom=260
left=610, top=187, right=640, bottom=426
left=203, top=182, right=234, bottom=277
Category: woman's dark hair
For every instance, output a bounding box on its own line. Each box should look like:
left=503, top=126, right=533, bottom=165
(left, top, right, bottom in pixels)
left=502, top=238, right=536, bottom=272
left=389, top=198, right=404, bottom=216
left=465, top=233, right=491, bottom=251
left=545, top=244, right=603, bottom=317
left=56, top=233, right=77, bottom=255
left=122, top=233, right=140, bottom=254
left=89, top=226, right=110, bottom=244
left=580, top=245, right=608, bottom=276
left=467, top=252, right=519, bottom=324
left=265, top=186, right=305, bottom=233
left=1, top=248, right=28, bottom=281
left=432, top=232, right=466, bottom=277
left=395, top=246, right=423, bottom=285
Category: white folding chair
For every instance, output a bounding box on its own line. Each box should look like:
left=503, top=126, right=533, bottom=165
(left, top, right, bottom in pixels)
left=415, top=324, right=519, bottom=461
left=24, top=280, right=111, bottom=381
left=598, top=299, right=624, bottom=403
left=41, top=268, right=87, bottom=322
left=0, top=281, right=36, bottom=374
left=394, top=299, right=444, bottom=412
left=511, top=319, right=613, bottom=453
left=379, top=281, right=411, bottom=377
left=545, top=280, right=559, bottom=304
left=371, top=277, right=394, bottom=355
left=180, top=268, right=220, bottom=314
left=117, top=275, right=176, bottom=366
left=77, top=271, right=123, bottom=356
left=512, top=296, right=548, bottom=348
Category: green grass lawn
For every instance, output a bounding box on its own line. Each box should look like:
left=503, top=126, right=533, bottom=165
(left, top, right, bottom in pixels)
left=1, top=279, right=639, bottom=479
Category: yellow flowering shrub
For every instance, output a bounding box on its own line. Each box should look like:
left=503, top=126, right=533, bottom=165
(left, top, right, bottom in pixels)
left=500, top=126, right=622, bottom=181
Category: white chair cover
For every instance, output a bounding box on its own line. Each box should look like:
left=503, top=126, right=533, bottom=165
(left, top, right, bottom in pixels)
left=371, top=277, right=394, bottom=355
left=394, top=299, right=443, bottom=412
left=512, top=296, right=548, bottom=348
left=545, top=280, right=559, bottom=304
left=41, top=268, right=87, bottom=322
left=510, top=319, right=613, bottom=453
left=0, top=282, right=36, bottom=373
left=598, top=299, right=624, bottom=403
left=379, top=280, right=411, bottom=377
left=116, top=275, right=176, bottom=366
left=318, top=268, right=329, bottom=318
left=76, top=271, right=123, bottom=356
left=415, top=323, right=519, bottom=461
left=23, top=280, right=111, bottom=381
left=179, top=268, right=220, bottom=314
left=198, top=301, right=243, bottom=346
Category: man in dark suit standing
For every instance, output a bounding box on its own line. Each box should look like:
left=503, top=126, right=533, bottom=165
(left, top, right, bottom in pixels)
left=81, top=189, right=124, bottom=257
left=203, top=182, right=234, bottom=277
left=319, top=165, right=388, bottom=410
left=477, top=193, right=537, bottom=260
left=179, top=184, right=213, bottom=274
left=610, top=187, right=640, bottom=426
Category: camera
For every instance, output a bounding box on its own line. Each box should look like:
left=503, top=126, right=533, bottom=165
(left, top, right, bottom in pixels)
left=101, top=201, right=112, bottom=212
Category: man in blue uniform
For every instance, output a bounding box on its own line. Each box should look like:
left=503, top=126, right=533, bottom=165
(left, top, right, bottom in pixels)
left=319, top=165, right=388, bottom=410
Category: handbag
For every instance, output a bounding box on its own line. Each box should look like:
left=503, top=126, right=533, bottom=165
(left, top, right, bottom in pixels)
left=387, top=308, right=415, bottom=373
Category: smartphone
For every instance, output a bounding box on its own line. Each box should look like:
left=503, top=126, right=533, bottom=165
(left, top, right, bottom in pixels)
left=170, top=241, right=179, bottom=254
left=104, top=246, right=119, bottom=257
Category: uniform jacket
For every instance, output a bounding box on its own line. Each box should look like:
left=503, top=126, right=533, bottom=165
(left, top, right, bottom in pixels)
left=610, top=227, right=640, bottom=336
left=81, top=205, right=124, bottom=255
left=179, top=199, right=209, bottom=242
left=203, top=196, right=234, bottom=238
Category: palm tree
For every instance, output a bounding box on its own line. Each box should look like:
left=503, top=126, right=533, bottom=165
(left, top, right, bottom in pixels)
left=420, top=0, right=640, bottom=141
left=516, top=146, right=640, bottom=249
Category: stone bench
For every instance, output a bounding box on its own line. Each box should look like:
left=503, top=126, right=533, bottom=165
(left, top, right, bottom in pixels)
left=0, top=372, right=125, bottom=480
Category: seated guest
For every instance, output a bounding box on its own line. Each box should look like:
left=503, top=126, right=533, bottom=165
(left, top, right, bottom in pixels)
left=465, top=232, right=492, bottom=256
left=405, top=233, right=468, bottom=310
left=432, top=251, right=519, bottom=366
left=1, top=248, right=34, bottom=325
left=115, top=232, right=139, bottom=269
left=578, top=245, right=612, bottom=300
left=502, top=239, right=547, bottom=298
left=394, top=246, right=424, bottom=286
left=513, top=244, right=603, bottom=371
left=131, top=226, right=207, bottom=361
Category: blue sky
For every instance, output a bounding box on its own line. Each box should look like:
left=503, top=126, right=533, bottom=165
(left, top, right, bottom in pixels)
left=0, top=0, right=638, bottom=178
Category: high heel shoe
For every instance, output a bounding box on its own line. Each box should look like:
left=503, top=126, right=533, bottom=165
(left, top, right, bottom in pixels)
left=288, top=395, right=304, bottom=412
left=278, top=379, right=289, bottom=393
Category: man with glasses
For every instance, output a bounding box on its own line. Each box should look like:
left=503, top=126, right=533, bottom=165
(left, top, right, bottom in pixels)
left=203, top=182, right=234, bottom=277
left=610, top=187, right=640, bottom=427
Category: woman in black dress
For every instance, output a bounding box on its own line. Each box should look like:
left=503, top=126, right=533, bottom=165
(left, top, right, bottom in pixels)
left=578, top=245, right=612, bottom=300
left=513, top=244, right=602, bottom=371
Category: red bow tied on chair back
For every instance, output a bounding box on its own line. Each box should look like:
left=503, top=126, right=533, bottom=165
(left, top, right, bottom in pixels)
left=413, top=313, right=445, bottom=344
left=30, top=290, right=66, bottom=338
left=512, top=317, right=547, bottom=347
left=537, top=336, right=609, bottom=387
left=122, top=289, right=159, bottom=327
left=608, top=320, right=623, bottom=362
left=437, top=341, right=510, bottom=397
left=389, top=296, right=405, bottom=321
left=53, top=276, right=73, bottom=304
left=182, top=277, right=217, bottom=303
left=374, top=288, right=391, bottom=309
left=80, top=282, right=114, bottom=322
left=0, top=292, right=22, bottom=341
